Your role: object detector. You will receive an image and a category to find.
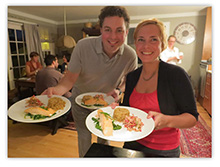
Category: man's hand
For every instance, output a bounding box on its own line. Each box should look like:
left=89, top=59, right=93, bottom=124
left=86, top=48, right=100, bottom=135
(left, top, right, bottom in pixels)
left=107, top=89, right=120, bottom=102
left=109, top=102, right=119, bottom=109
left=41, top=87, right=58, bottom=98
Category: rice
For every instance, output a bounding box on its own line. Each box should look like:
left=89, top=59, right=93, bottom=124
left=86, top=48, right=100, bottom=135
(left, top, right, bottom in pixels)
left=47, top=97, right=66, bottom=111
left=113, top=108, right=130, bottom=122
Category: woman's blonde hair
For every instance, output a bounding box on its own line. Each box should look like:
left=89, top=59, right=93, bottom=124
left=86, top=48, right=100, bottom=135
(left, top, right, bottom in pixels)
left=133, top=18, right=167, bottom=52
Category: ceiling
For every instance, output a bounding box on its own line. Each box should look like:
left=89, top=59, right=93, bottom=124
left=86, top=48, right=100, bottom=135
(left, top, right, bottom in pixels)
left=8, top=6, right=208, bottom=25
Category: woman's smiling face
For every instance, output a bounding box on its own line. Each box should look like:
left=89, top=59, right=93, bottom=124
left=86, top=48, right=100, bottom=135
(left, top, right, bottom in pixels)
left=135, top=24, right=162, bottom=64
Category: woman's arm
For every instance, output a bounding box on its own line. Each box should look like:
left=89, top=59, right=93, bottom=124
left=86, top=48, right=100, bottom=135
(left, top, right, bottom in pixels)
left=167, top=56, right=178, bottom=62
left=147, top=111, right=197, bottom=130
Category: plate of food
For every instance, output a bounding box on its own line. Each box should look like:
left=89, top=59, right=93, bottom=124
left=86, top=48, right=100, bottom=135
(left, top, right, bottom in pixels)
left=8, top=95, right=71, bottom=123
left=75, top=92, right=115, bottom=110
left=85, top=106, right=155, bottom=142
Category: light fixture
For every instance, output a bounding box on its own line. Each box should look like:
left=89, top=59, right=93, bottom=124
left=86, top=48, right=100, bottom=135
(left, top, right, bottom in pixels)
left=41, top=42, right=50, bottom=50
left=56, top=8, right=76, bottom=49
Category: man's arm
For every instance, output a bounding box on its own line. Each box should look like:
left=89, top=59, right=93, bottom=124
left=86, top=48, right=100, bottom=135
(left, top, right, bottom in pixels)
left=42, top=70, right=79, bottom=97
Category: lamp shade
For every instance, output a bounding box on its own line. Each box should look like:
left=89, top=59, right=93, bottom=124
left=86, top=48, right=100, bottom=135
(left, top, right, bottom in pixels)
left=56, top=35, right=76, bottom=49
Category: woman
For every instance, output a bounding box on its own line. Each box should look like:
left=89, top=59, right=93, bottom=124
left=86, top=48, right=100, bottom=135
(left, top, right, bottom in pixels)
left=59, top=54, right=70, bottom=74
left=121, top=18, right=198, bottom=157
left=25, top=52, right=42, bottom=77
left=160, top=35, right=183, bottom=65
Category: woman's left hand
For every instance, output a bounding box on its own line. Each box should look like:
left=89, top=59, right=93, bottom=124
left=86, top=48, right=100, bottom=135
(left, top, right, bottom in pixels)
left=147, top=111, right=169, bottom=130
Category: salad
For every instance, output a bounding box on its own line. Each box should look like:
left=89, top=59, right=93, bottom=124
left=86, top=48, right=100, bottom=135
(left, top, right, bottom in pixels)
left=123, top=114, right=144, bottom=132
left=25, top=95, right=44, bottom=107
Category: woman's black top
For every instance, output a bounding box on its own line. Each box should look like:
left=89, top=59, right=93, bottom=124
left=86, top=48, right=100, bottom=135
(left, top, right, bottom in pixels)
left=121, top=61, right=199, bottom=120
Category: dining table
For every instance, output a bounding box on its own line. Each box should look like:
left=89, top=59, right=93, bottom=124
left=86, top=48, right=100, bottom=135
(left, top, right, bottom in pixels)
left=14, top=77, right=36, bottom=99
left=84, top=143, right=164, bottom=158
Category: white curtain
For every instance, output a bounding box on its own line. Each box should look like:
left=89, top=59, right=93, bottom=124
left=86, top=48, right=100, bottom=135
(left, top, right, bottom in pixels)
left=23, top=24, right=44, bottom=65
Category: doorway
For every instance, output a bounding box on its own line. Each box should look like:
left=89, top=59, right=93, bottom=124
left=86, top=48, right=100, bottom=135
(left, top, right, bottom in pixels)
left=8, top=22, right=28, bottom=90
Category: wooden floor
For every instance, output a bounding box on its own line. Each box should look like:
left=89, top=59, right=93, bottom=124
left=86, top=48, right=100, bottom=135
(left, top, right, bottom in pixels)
left=8, top=101, right=211, bottom=158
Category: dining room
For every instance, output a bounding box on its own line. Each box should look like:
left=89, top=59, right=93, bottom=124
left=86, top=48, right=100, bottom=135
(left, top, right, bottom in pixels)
left=6, top=4, right=213, bottom=161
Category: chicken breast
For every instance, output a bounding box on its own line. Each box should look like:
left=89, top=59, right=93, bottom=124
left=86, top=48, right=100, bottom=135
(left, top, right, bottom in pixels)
left=24, top=107, right=56, bottom=116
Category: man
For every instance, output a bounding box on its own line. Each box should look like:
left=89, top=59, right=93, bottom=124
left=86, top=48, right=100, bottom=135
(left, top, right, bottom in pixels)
left=36, top=54, right=71, bottom=98
left=42, top=6, right=138, bottom=157
left=160, top=35, right=183, bottom=65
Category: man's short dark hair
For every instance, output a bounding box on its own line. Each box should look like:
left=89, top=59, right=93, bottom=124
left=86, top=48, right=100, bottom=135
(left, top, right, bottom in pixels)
left=98, top=6, right=130, bottom=29
left=44, top=55, right=57, bottom=66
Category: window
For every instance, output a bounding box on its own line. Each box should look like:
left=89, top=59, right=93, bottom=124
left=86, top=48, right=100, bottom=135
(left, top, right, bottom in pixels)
left=8, top=24, right=28, bottom=79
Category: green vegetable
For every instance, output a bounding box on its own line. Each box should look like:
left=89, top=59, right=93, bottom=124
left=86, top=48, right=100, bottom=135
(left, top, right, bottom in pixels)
left=112, top=121, right=122, bottom=130
left=81, top=103, right=107, bottom=107
left=91, top=116, right=122, bottom=131
left=40, top=106, right=48, bottom=110
left=99, top=112, right=111, bottom=119
left=81, top=103, right=92, bottom=107
left=94, top=104, right=104, bottom=107
left=24, top=113, right=56, bottom=120
left=92, top=117, right=102, bottom=131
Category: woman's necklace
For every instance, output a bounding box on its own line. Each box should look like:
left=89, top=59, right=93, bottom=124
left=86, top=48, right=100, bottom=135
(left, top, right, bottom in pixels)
left=142, top=70, right=157, bottom=82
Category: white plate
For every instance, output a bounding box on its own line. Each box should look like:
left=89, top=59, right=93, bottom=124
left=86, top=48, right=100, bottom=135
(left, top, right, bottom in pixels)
left=85, top=106, right=155, bottom=142
left=8, top=95, right=71, bottom=123
left=75, top=92, right=115, bottom=110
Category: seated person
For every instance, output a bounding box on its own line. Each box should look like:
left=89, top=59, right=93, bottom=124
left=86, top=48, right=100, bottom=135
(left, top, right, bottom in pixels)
left=25, top=52, right=43, bottom=77
left=36, top=54, right=71, bottom=98
left=36, top=55, right=72, bottom=132
left=58, top=54, right=71, bottom=74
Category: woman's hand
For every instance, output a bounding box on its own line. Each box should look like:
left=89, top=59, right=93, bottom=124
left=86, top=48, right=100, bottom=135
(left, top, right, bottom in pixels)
left=147, top=111, right=197, bottom=130
left=147, top=111, right=169, bottom=130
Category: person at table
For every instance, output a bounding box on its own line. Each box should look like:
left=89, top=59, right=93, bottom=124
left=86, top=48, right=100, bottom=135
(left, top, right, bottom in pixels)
left=160, top=35, right=183, bottom=65
left=121, top=18, right=198, bottom=157
left=42, top=6, right=138, bottom=157
left=25, top=51, right=43, bottom=77
left=58, top=54, right=71, bottom=74
left=35, top=54, right=71, bottom=98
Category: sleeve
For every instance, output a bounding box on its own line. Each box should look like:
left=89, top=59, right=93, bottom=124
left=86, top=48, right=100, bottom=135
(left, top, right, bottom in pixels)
left=68, top=41, right=82, bottom=74
left=175, top=47, right=182, bottom=64
left=160, top=50, right=168, bottom=62
left=123, top=46, right=138, bottom=75
left=169, top=67, right=199, bottom=120
left=126, top=54, right=138, bottom=74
